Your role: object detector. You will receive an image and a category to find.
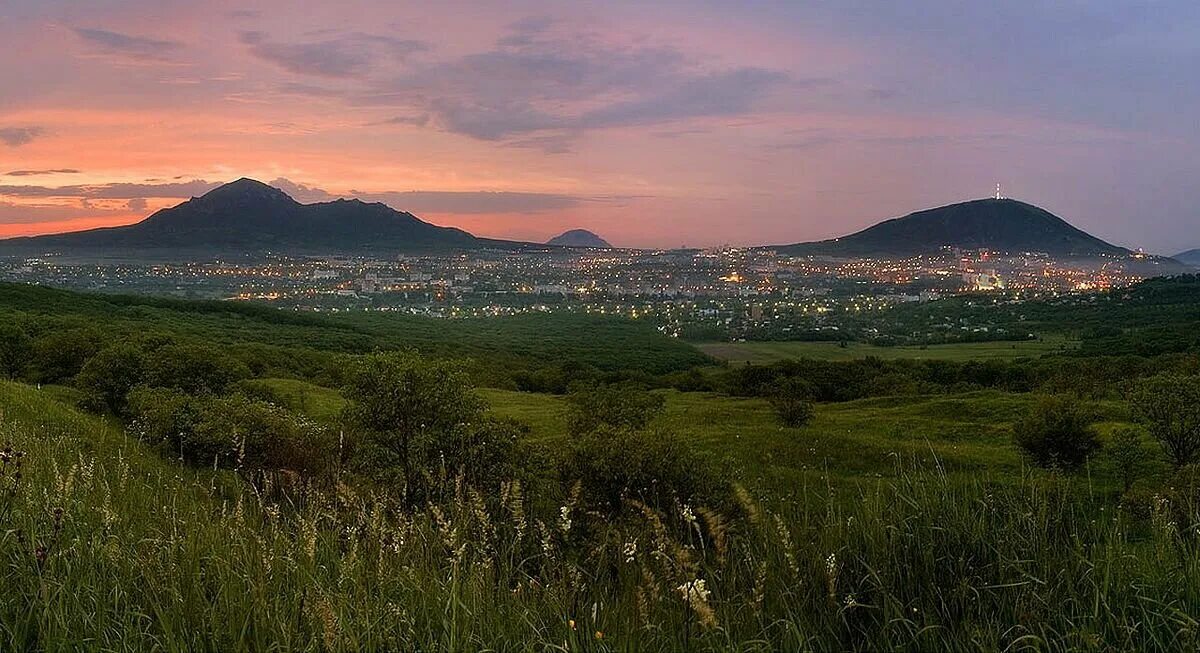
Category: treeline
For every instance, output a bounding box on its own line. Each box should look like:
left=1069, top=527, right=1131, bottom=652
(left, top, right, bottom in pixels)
left=701, top=354, right=1200, bottom=402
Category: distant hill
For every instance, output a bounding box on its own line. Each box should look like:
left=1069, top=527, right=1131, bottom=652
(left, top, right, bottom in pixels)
left=546, top=229, right=612, bottom=248
left=0, top=178, right=519, bottom=256
left=775, top=198, right=1129, bottom=258
left=1173, top=249, right=1200, bottom=266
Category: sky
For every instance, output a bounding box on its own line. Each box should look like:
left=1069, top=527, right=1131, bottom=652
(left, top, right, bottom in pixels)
left=0, top=0, right=1197, bottom=252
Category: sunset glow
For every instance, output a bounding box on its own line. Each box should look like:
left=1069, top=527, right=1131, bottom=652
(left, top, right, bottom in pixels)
left=2, top=1, right=1197, bottom=251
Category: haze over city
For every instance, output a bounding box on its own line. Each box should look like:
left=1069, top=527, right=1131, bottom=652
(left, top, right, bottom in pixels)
left=1, top=0, right=1197, bottom=251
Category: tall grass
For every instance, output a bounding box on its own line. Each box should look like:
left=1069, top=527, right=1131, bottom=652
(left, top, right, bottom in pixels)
left=2, top=381, right=1199, bottom=651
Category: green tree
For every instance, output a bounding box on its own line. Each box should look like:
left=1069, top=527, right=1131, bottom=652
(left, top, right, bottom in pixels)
left=29, top=328, right=102, bottom=383
left=76, top=343, right=146, bottom=414
left=1129, top=374, right=1200, bottom=468
left=565, top=383, right=665, bottom=437
left=145, top=343, right=250, bottom=395
left=343, top=351, right=484, bottom=497
left=0, top=323, right=31, bottom=379
left=768, top=376, right=816, bottom=427
left=1105, top=427, right=1151, bottom=492
left=1013, top=395, right=1100, bottom=471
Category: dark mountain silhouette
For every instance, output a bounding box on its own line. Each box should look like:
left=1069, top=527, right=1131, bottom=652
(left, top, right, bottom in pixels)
left=546, top=229, right=612, bottom=248
left=775, top=198, right=1129, bottom=257
left=1173, top=249, right=1200, bottom=266
left=0, top=178, right=511, bottom=255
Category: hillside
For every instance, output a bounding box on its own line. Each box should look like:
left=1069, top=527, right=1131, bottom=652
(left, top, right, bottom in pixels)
left=546, top=229, right=612, bottom=248
left=0, top=282, right=709, bottom=378
left=1174, top=248, right=1200, bottom=266
left=776, top=198, right=1129, bottom=257
left=0, top=178, right=514, bottom=256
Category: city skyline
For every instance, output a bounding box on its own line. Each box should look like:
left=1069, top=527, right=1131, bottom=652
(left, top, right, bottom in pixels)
left=1, top=1, right=1197, bottom=252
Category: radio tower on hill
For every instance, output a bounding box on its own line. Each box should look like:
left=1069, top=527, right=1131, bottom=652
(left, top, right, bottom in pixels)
left=994, top=183, right=1003, bottom=200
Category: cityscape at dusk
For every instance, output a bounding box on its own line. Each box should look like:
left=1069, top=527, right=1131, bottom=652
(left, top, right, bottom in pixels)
left=2, top=1, right=1199, bottom=251
left=4, top=3, right=1200, bottom=650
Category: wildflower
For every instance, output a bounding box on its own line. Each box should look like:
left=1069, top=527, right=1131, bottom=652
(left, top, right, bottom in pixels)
left=595, top=631, right=604, bottom=640
left=623, top=540, right=638, bottom=563
left=676, top=578, right=718, bottom=629
left=558, top=505, right=572, bottom=534
left=568, top=619, right=576, bottom=630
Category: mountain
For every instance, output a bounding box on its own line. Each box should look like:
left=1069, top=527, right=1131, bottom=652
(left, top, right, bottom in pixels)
left=1173, top=249, right=1200, bottom=266
left=774, top=198, right=1129, bottom=258
left=546, top=229, right=612, bottom=248
left=0, top=178, right=510, bottom=256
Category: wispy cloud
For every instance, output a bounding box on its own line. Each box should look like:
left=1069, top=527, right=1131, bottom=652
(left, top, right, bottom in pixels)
left=0, top=126, right=45, bottom=147
left=5, top=169, right=80, bottom=176
left=72, top=28, right=183, bottom=62
left=240, top=31, right=426, bottom=78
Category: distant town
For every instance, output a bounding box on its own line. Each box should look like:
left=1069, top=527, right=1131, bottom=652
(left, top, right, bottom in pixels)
left=1, top=244, right=1169, bottom=343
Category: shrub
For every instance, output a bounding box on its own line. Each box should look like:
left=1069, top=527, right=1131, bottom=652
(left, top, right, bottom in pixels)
left=565, top=383, right=665, bottom=437
left=768, top=376, right=815, bottom=427
left=1129, top=374, right=1200, bottom=468
left=76, top=343, right=147, bottom=415
left=29, top=328, right=102, bottom=383
left=145, top=343, right=251, bottom=395
left=1013, top=395, right=1100, bottom=471
left=561, top=425, right=722, bottom=513
left=1105, top=427, right=1152, bottom=492
left=0, top=323, right=31, bottom=379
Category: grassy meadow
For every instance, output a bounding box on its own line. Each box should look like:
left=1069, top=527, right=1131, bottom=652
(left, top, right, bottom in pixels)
left=3, top=380, right=1200, bottom=651
left=5, top=280, right=1200, bottom=650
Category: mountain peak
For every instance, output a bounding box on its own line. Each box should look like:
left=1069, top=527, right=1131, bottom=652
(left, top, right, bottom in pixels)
left=198, top=177, right=296, bottom=205
left=547, top=229, right=612, bottom=248
left=776, top=197, right=1127, bottom=258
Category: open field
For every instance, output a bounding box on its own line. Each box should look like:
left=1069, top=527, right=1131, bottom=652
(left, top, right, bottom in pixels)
left=698, top=336, right=1078, bottom=364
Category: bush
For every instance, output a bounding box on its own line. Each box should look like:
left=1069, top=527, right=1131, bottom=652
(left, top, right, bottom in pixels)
left=29, top=329, right=102, bottom=383
left=1105, top=427, right=1152, bottom=492
left=768, top=376, right=815, bottom=427
left=0, top=322, right=31, bottom=379
left=144, top=343, right=251, bottom=395
left=127, top=387, right=331, bottom=478
left=1013, top=395, right=1100, bottom=471
left=76, top=343, right=147, bottom=415
left=565, top=383, right=665, bottom=437
left=561, top=425, right=722, bottom=513
left=1129, top=374, right=1200, bottom=468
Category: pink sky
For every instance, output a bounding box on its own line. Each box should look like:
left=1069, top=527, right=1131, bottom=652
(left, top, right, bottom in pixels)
left=1, top=0, right=1197, bottom=252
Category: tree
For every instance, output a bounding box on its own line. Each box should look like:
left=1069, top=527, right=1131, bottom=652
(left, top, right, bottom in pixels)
left=565, top=383, right=664, bottom=437
left=29, top=328, right=102, bottom=383
left=768, top=376, right=815, bottom=427
left=1013, top=395, right=1100, bottom=471
left=1105, top=427, right=1151, bottom=492
left=1129, top=374, right=1200, bottom=468
left=145, top=343, right=250, bottom=395
left=76, top=343, right=146, bottom=414
left=343, top=351, right=484, bottom=497
left=0, top=323, right=31, bottom=379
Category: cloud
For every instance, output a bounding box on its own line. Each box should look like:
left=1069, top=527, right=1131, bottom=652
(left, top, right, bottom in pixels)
left=0, top=200, right=124, bottom=225
left=72, top=28, right=183, bottom=62
left=352, top=19, right=789, bottom=149
left=240, top=31, right=427, bottom=78
left=0, top=179, right=220, bottom=200
left=0, top=126, right=45, bottom=147
left=267, top=177, right=612, bottom=214
left=127, top=198, right=148, bottom=211
left=5, top=169, right=80, bottom=176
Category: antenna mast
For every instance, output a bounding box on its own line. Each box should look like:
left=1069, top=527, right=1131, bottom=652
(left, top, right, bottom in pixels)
left=994, top=183, right=1002, bottom=200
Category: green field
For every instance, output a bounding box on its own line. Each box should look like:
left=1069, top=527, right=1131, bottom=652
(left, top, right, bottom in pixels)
left=699, top=336, right=1077, bottom=363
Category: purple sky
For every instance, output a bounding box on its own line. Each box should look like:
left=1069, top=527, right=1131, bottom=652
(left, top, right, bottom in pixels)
left=0, top=0, right=1197, bottom=252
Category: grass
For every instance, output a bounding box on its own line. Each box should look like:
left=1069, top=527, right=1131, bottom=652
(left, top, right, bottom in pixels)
left=3, top=379, right=1199, bottom=651
left=698, top=335, right=1077, bottom=363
